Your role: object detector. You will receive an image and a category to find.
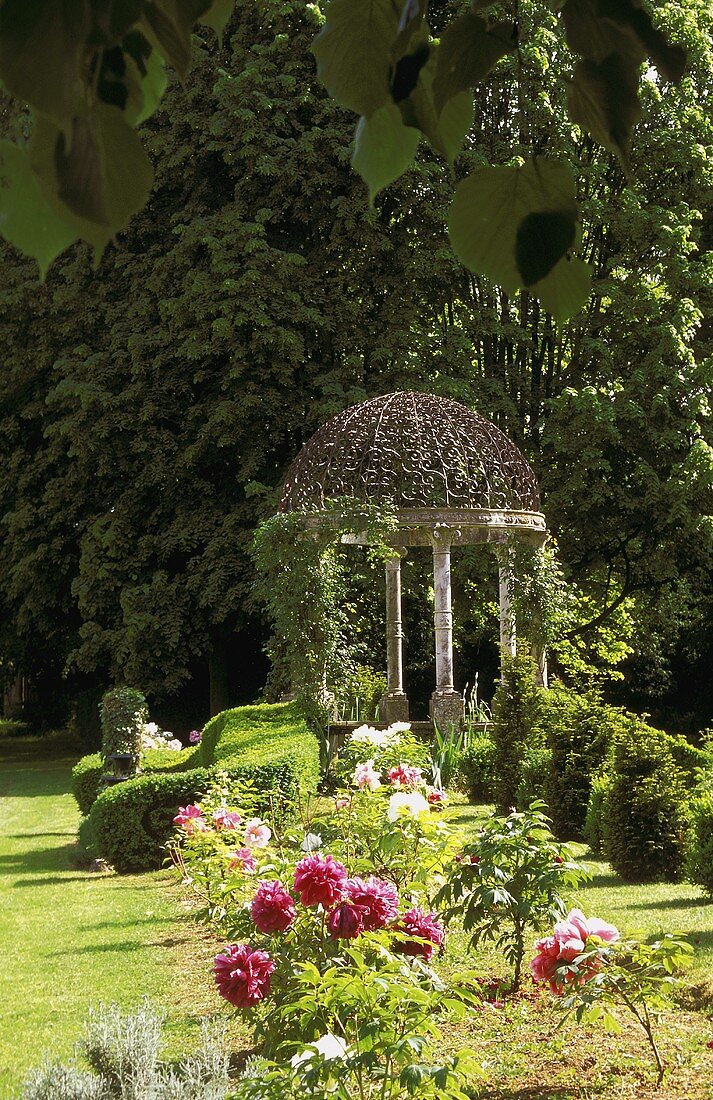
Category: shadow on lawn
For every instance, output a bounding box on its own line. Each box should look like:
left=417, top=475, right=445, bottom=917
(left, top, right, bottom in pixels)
left=641, top=895, right=712, bottom=910
left=480, top=1087, right=596, bottom=1099
left=0, top=842, right=80, bottom=875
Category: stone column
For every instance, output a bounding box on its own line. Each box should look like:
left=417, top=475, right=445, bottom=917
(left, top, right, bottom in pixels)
left=499, top=565, right=516, bottom=674
left=380, top=556, right=409, bottom=723
left=429, top=528, right=464, bottom=731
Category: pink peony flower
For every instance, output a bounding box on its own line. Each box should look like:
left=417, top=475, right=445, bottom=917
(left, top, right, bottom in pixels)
left=188, top=729, right=202, bottom=744
left=293, top=853, right=348, bottom=908
left=214, top=943, right=275, bottom=1008
left=327, top=900, right=363, bottom=939
left=173, top=805, right=208, bottom=834
left=227, top=848, right=257, bottom=874
left=250, top=880, right=297, bottom=933
left=387, top=764, right=423, bottom=789
left=212, top=807, right=243, bottom=830
left=353, top=760, right=382, bottom=790
left=530, top=909, right=619, bottom=994
left=346, top=876, right=399, bottom=930
left=243, top=818, right=272, bottom=848
left=395, top=908, right=445, bottom=961
left=335, top=796, right=351, bottom=810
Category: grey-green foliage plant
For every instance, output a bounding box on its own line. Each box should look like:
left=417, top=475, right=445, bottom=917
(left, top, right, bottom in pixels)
left=99, top=687, right=147, bottom=766
left=23, top=1004, right=229, bottom=1100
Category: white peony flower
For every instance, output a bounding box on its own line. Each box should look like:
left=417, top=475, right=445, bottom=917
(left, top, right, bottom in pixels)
left=166, top=738, right=183, bottom=751
left=349, top=724, right=378, bottom=743
left=144, top=722, right=160, bottom=737
left=291, top=1033, right=349, bottom=1068
left=387, top=790, right=430, bottom=822
left=301, top=832, right=323, bottom=852
left=386, top=721, right=411, bottom=734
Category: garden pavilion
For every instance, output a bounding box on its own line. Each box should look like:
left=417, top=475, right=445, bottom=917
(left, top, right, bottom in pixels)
left=279, top=391, right=547, bottom=731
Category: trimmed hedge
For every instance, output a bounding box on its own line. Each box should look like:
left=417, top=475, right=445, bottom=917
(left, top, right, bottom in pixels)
left=81, top=702, right=320, bottom=872
left=71, top=746, right=203, bottom=816
left=72, top=752, right=103, bottom=815
left=686, top=792, right=713, bottom=896
left=458, top=731, right=497, bottom=801
left=602, top=719, right=690, bottom=882
left=82, top=769, right=214, bottom=873
left=491, top=652, right=545, bottom=812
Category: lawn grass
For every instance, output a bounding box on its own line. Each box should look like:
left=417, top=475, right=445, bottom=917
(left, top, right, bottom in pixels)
left=439, top=798, right=713, bottom=1098
left=0, top=732, right=220, bottom=1096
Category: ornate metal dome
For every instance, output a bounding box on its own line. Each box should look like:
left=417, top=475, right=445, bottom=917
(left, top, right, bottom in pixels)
left=279, top=393, right=545, bottom=543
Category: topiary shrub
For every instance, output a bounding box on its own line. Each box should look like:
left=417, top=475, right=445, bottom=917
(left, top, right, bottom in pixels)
left=686, top=790, right=713, bottom=897
left=490, top=651, right=545, bottom=812
left=83, top=702, right=320, bottom=872
left=71, top=754, right=104, bottom=816
left=99, top=687, right=147, bottom=766
left=602, top=719, right=689, bottom=882
left=457, top=730, right=496, bottom=801
left=583, top=770, right=613, bottom=855
left=540, top=686, right=624, bottom=839
left=516, top=744, right=552, bottom=807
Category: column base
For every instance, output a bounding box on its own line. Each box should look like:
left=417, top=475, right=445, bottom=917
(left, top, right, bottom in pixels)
left=379, top=692, right=410, bottom=723
left=429, top=689, right=464, bottom=733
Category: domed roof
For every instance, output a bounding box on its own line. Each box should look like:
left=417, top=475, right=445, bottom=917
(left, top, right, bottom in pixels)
left=279, top=391, right=542, bottom=517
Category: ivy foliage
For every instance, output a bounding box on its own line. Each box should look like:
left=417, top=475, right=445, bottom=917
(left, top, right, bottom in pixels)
left=0, top=0, right=233, bottom=272
left=252, top=501, right=398, bottom=742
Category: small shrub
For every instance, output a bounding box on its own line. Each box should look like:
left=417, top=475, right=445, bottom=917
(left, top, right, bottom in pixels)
left=457, top=730, right=496, bottom=801
left=583, top=770, right=613, bottom=855
left=490, top=651, right=545, bottom=812
left=335, top=724, right=431, bottom=785
left=686, top=791, right=713, bottom=896
left=0, top=718, right=31, bottom=737
left=603, top=720, right=689, bottom=882
left=72, top=754, right=104, bottom=816
left=516, top=744, right=552, bottom=807
left=100, top=687, right=147, bottom=765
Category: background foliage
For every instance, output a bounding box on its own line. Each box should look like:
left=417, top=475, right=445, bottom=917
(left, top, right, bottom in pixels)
left=0, top=0, right=710, bottom=730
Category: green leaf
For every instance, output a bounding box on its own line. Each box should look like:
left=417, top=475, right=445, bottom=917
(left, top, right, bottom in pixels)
left=433, top=13, right=515, bottom=114
left=141, top=0, right=208, bottom=77
left=596, top=0, right=686, bottom=82
left=0, top=140, right=75, bottom=276
left=352, top=102, right=420, bottom=202
left=199, top=0, right=234, bottom=39
left=398, top=48, right=471, bottom=163
left=561, top=0, right=646, bottom=68
left=125, top=44, right=168, bottom=124
left=515, top=210, right=577, bottom=286
left=31, top=104, right=154, bottom=252
left=568, top=54, right=642, bottom=171
left=532, top=255, right=592, bottom=326
left=0, top=0, right=92, bottom=126
left=312, top=0, right=399, bottom=118
left=448, top=158, right=579, bottom=296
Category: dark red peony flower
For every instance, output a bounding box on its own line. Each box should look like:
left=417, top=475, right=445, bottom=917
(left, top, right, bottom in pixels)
left=394, top=908, right=445, bottom=961
left=214, top=943, right=275, bottom=1007
left=293, top=853, right=348, bottom=908
left=347, top=876, right=399, bottom=930
left=250, top=880, right=296, bottom=933
left=327, top=900, right=363, bottom=939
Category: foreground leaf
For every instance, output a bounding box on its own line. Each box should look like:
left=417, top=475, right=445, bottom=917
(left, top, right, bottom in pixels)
left=352, top=102, right=420, bottom=201
left=449, top=159, right=579, bottom=295
left=0, top=0, right=91, bottom=126
left=312, top=0, right=399, bottom=118
left=433, top=13, right=515, bottom=114
left=0, top=140, right=75, bottom=276
left=568, top=54, right=642, bottom=172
